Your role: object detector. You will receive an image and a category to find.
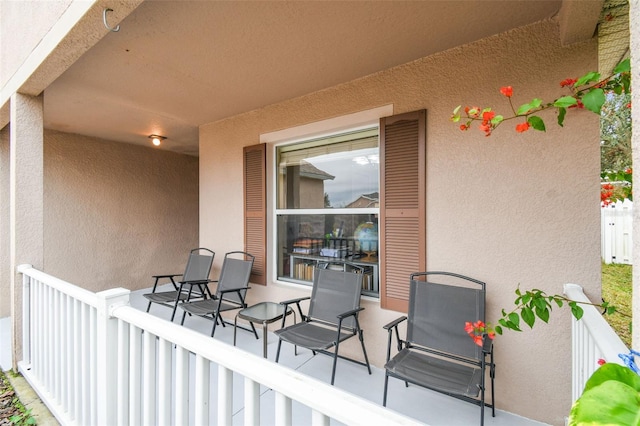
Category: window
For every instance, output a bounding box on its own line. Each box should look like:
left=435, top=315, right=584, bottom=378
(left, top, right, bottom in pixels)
left=275, top=128, right=380, bottom=296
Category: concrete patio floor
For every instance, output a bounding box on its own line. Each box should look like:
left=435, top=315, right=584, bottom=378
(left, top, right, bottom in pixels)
left=130, top=286, right=549, bottom=426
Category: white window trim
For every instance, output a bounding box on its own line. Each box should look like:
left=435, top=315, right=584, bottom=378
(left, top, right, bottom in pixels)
left=261, top=104, right=393, bottom=288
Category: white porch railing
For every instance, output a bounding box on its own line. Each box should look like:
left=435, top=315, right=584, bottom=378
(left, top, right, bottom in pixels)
left=17, top=264, right=420, bottom=426
left=564, top=283, right=630, bottom=402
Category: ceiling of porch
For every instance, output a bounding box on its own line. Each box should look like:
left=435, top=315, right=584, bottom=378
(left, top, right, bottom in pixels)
left=43, top=1, right=575, bottom=156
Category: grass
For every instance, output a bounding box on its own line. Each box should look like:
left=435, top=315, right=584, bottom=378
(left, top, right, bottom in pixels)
left=601, top=262, right=633, bottom=348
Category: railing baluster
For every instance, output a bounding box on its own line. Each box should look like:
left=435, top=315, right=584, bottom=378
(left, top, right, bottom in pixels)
left=175, top=346, right=189, bottom=425
left=275, top=391, right=292, bottom=426
left=73, top=298, right=81, bottom=422
left=117, top=319, right=130, bottom=426
left=312, top=409, right=330, bottom=426
left=244, top=377, right=260, bottom=425
left=217, top=364, right=232, bottom=425
left=195, top=355, right=210, bottom=425
left=158, top=337, right=172, bottom=426
left=142, top=328, right=157, bottom=425
left=53, top=289, right=61, bottom=403
left=90, top=306, right=97, bottom=424
left=21, top=270, right=31, bottom=367
left=129, top=325, right=142, bottom=426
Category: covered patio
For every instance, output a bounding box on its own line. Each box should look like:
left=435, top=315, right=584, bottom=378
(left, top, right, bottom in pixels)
left=1, top=1, right=637, bottom=424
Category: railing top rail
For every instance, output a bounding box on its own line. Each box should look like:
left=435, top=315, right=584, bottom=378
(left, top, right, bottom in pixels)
left=113, top=304, right=422, bottom=426
left=17, top=264, right=100, bottom=308
left=563, top=283, right=628, bottom=364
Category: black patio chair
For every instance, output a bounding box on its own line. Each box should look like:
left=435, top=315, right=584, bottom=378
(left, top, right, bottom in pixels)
left=143, top=248, right=215, bottom=321
left=383, top=271, right=496, bottom=425
left=179, top=251, right=258, bottom=339
left=275, top=261, right=372, bottom=385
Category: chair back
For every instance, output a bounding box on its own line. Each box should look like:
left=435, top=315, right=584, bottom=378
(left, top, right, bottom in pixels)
left=215, top=251, right=255, bottom=304
left=308, top=262, right=363, bottom=329
left=407, top=272, right=486, bottom=361
left=182, top=248, right=215, bottom=282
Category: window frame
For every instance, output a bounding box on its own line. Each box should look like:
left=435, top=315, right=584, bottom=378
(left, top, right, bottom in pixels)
left=261, top=105, right=393, bottom=292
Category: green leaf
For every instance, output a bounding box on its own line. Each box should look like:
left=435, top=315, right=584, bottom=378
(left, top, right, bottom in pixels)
left=582, top=88, right=606, bottom=114
left=553, top=96, right=578, bottom=108
left=494, top=325, right=503, bottom=335
left=491, top=115, right=504, bottom=125
left=607, top=306, right=617, bottom=315
left=554, top=298, right=564, bottom=308
left=527, top=116, right=546, bottom=132
left=570, top=303, right=584, bottom=320
left=508, top=312, right=520, bottom=328
left=521, top=307, right=535, bottom=328
left=516, top=103, right=532, bottom=115
left=535, top=306, right=550, bottom=323
left=575, top=71, right=601, bottom=87
left=568, top=380, right=640, bottom=426
left=614, top=58, right=631, bottom=74
left=530, top=98, right=543, bottom=108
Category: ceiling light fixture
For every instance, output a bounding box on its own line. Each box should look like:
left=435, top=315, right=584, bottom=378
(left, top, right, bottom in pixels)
left=148, top=134, right=166, bottom=146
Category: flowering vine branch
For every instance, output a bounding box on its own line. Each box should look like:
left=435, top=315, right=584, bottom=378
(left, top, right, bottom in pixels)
left=465, top=286, right=630, bottom=346
left=451, top=59, right=631, bottom=136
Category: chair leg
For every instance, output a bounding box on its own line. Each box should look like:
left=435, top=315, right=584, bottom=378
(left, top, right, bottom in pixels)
left=180, top=309, right=187, bottom=325
left=211, top=312, right=220, bottom=337
left=330, top=350, right=339, bottom=386
left=358, top=329, right=372, bottom=375
left=275, top=340, right=283, bottom=363
left=146, top=301, right=152, bottom=312
left=383, top=373, right=390, bottom=406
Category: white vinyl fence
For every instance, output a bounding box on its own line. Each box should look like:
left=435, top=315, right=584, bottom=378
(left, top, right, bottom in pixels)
left=601, top=199, right=633, bottom=264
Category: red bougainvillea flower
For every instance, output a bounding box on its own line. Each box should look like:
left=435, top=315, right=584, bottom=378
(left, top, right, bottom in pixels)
left=479, top=123, right=492, bottom=136
left=625, top=167, right=633, bottom=174
left=460, top=124, right=469, bottom=131
left=569, top=100, right=584, bottom=109
left=515, top=122, right=530, bottom=133
left=597, top=358, right=606, bottom=366
left=500, top=86, right=513, bottom=97
left=627, top=102, right=632, bottom=109
left=560, top=78, right=577, bottom=88
left=482, top=111, right=495, bottom=123
left=464, top=322, right=475, bottom=334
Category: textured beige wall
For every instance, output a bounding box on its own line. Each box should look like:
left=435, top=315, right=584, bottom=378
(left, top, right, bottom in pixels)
left=200, top=19, right=600, bottom=425
left=0, top=126, right=8, bottom=318
left=0, top=0, right=72, bottom=88
left=44, top=130, right=199, bottom=292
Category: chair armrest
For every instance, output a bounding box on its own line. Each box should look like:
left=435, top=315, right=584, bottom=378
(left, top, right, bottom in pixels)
left=384, top=316, right=407, bottom=359
left=383, top=316, right=407, bottom=331
left=336, top=307, right=364, bottom=319
left=179, top=279, right=213, bottom=285
left=279, top=296, right=311, bottom=306
left=482, top=333, right=494, bottom=355
left=280, top=297, right=310, bottom=322
left=217, top=286, right=250, bottom=295
left=153, top=273, right=182, bottom=279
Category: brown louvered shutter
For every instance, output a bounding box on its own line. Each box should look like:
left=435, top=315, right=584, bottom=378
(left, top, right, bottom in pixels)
left=379, top=110, right=426, bottom=311
left=244, top=144, right=267, bottom=285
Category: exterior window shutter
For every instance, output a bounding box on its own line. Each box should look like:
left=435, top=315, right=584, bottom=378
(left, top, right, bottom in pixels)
left=379, top=110, right=426, bottom=311
left=244, top=143, right=267, bottom=285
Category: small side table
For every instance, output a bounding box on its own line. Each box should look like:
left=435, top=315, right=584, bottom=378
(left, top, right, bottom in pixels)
left=233, top=302, right=295, bottom=358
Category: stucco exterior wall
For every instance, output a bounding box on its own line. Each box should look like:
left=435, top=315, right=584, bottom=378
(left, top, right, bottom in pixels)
left=0, top=0, right=72, bottom=88
left=43, top=130, right=199, bottom=292
left=200, top=19, right=600, bottom=425
left=0, top=126, right=8, bottom=318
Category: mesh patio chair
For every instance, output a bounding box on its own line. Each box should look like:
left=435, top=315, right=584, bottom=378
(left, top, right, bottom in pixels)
left=383, top=272, right=496, bottom=426
left=179, top=251, right=258, bottom=338
left=143, top=248, right=215, bottom=321
left=275, top=261, right=372, bottom=385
